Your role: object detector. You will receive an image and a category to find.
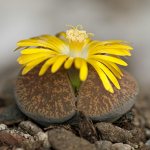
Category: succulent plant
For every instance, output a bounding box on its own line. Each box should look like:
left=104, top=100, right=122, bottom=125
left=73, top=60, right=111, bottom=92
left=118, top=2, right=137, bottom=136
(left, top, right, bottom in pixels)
left=14, top=25, right=138, bottom=126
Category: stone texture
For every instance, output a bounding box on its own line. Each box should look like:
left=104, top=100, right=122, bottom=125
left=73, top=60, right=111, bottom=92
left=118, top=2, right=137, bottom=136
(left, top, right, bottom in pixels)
left=145, top=139, right=150, bottom=146
left=96, top=122, right=133, bottom=143
left=0, top=104, right=25, bottom=125
left=48, top=128, right=96, bottom=150
left=19, top=121, right=42, bottom=135
left=0, top=130, right=28, bottom=147
left=95, top=140, right=112, bottom=150
left=111, top=143, right=133, bottom=150
left=35, top=131, right=50, bottom=148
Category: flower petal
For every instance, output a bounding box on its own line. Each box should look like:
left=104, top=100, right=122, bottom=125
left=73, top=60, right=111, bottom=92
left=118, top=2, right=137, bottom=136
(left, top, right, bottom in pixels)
left=88, top=55, right=128, bottom=66
left=88, top=41, right=133, bottom=54
left=39, top=57, right=58, bottom=76
left=101, top=44, right=133, bottom=50
left=92, top=60, right=120, bottom=89
left=89, top=49, right=131, bottom=56
left=64, top=57, right=74, bottom=69
left=96, top=40, right=129, bottom=45
left=51, top=55, right=68, bottom=73
left=100, top=61, right=122, bottom=79
left=22, top=56, right=49, bottom=75
left=17, top=35, right=66, bottom=53
left=79, top=59, right=88, bottom=81
left=88, top=59, right=114, bottom=93
left=90, top=44, right=133, bottom=51
left=74, top=58, right=82, bottom=69
left=21, top=48, right=58, bottom=55
left=17, top=52, right=53, bottom=65
left=108, top=62, right=123, bottom=76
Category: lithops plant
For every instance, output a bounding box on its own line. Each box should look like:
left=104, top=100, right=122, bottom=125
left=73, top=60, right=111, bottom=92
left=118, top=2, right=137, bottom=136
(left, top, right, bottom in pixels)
left=14, top=25, right=138, bottom=126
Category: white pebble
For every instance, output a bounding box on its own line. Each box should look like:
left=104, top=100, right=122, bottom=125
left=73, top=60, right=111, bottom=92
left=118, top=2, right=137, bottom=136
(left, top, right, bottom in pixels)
left=146, top=139, right=150, bottom=146
left=111, top=143, right=134, bottom=150
left=0, top=124, right=7, bottom=130
left=35, top=131, right=50, bottom=148
left=15, top=148, right=24, bottom=150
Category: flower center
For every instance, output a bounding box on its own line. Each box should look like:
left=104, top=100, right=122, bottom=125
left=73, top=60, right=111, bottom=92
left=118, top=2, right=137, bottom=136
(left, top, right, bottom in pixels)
left=66, top=26, right=88, bottom=43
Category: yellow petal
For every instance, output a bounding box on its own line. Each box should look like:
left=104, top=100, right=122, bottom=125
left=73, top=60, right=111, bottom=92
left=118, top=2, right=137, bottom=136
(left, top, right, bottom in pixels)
left=51, top=55, right=68, bottom=73
left=88, top=55, right=128, bottom=66
left=74, top=58, right=82, bottom=69
left=94, top=60, right=120, bottom=89
left=88, top=41, right=133, bottom=54
left=88, top=59, right=114, bottom=93
left=39, top=57, right=58, bottom=76
left=17, top=52, right=52, bottom=65
left=21, top=48, right=58, bottom=55
left=96, top=40, right=129, bottom=45
left=79, top=59, right=88, bottom=81
left=87, top=41, right=100, bottom=50
left=64, top=57, right=74, bottom=69
left=56, top=32, right=67, bottom=39
left=14, top=46, right=29, bottom=51
left=17, top=35, right=66, bottom=53
left=92, top=44, right=133, bottom=50
left=22, top=56, right=49, bottom=75
left=105, top=44, right=133, bottom=50
left=89, top=49, right=131, bottom=56
left=108, top=62, right=123, bottom=76
left=100, top=61, right=122, bottom=79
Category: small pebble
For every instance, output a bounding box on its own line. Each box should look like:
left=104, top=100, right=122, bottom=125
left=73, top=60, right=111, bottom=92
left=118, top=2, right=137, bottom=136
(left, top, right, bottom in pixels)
left=145, top=139, right=150, bottom=146
left=145, top=128, right=150, bottom=138
left=96, top=122, right=133, bottom=143
left=130, top=128, right=146, bottom=143
left=133, top=144, right=138, bottom=149
left=0, top=124, right=7, bottom=130
left=35, top=131, right=50, bottom=148
left=111, top=143, right=133, bottom=150
left=95, top=140, right=112, bottom=150
left=48, top=128, right=96, bottom=150
left=0, top=130, right=27, bottom=146
left=143, top=111, right=150, bottom=129
left=19, top=121, right=42, bottom=136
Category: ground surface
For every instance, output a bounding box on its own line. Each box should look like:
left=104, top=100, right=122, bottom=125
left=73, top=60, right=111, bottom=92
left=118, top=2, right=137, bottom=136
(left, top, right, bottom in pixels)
left=0, top=79, right=150, bottom=150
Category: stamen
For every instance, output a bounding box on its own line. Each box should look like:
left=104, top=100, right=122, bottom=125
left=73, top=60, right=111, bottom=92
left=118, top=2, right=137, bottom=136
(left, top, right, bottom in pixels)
left=66, top=25, right=90, bottom=42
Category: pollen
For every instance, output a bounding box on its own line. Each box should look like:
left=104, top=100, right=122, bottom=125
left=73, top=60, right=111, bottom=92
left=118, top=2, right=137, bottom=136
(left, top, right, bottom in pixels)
left=66, top=26, right=89, bottom=42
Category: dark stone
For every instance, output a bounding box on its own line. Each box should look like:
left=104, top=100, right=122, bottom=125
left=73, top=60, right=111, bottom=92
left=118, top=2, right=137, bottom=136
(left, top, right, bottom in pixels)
left=0, top=104, right=25, bottom=125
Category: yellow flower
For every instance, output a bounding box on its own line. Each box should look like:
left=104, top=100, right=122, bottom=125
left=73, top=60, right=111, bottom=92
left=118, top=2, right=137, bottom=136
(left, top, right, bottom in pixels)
left=16, top=25, right=133, bottom=93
